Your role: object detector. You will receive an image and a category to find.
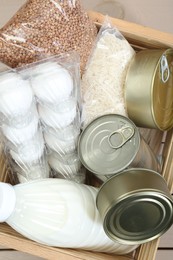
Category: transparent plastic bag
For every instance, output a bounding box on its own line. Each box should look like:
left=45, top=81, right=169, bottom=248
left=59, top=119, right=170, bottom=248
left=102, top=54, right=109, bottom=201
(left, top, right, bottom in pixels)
left=7, top=130, right=45, bottom=164
left=81, top=18, right=135, bottom=126
left=20, top=52, right=82, bottom=182
left=0, top=0, right=97, bottom=73
left=0, top=67, right=50, bottom=183
left=0, top=52, right=82, bottom=183
left=0, top=62, right=10, bottom=73
left=1, top=110, right=39, bottom=146
left=25, top=51, right=81, bottom=108
left=38, top=102, right=79, bottom=129
left=43, top=119, right=80, bottom=156
left=3, top=123, right=50, bottom=184
left=8, top=150, right=50, bottom=184
left=48, top=151, right=86, bottom=184
left=0, top=71, right=34, bottom=127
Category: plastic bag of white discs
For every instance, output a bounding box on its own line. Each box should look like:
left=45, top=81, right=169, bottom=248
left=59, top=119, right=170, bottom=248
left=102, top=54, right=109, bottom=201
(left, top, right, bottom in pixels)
left=4, top=128, right=50, bottom=184
left=81, top=18, right=135, bottom=127
left=0, top=0, right=97, bottom=73
left=19, top=52, right=84, bottom=183
left=20, top=51, right=81, bottom=130
left=0, top=67, right=50, bottom=184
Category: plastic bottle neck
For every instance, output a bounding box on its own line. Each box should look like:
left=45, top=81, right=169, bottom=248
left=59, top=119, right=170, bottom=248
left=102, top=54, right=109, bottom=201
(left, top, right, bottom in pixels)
left=0, top=182, right=16, bottom=222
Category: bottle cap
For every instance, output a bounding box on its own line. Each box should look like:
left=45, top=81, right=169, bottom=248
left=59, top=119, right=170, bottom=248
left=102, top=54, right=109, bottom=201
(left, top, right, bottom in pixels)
left=0, top=182, right=16, bottom=222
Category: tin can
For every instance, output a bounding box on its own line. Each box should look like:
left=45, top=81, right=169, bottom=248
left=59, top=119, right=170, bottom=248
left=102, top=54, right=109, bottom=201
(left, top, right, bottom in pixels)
left=78, top=114, right=160, bottom=178
left=125, top=48, right=173, bottom=130
left=96, top=168, right=173, bottom=245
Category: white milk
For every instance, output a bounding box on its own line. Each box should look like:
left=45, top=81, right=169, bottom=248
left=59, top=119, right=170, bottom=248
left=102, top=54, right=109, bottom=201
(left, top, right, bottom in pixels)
left=0, top=180, right=138, bottom=254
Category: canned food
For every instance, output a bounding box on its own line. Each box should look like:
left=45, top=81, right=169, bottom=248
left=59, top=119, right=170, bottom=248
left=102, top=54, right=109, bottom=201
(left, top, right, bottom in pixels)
left=78, top=114, right=160, bottom=177
left=125, top=48, right=173, bottom=130
left=96, top=168, right=173, bottom=245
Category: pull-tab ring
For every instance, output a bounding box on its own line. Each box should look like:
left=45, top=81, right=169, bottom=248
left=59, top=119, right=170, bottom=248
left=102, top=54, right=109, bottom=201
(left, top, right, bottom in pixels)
left=160, top=55, right=170, bottom=83
left=108, top=126, right=135, bottom=149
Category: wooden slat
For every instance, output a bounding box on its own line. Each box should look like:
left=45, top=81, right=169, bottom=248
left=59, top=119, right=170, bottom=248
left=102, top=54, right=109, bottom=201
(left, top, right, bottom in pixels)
left=134, top=129, right=173, bottom=260
left=139, top=128, right=164, bottom=155
left=161, top=130, right=173, bottom=192
left=134, top=240, right=160, bottom=260
left=88, top=11, right=173, bottom=50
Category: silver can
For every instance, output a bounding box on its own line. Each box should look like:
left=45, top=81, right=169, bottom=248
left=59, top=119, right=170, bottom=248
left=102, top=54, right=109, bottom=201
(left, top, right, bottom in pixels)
left=78, top=114, right=160, bottom=180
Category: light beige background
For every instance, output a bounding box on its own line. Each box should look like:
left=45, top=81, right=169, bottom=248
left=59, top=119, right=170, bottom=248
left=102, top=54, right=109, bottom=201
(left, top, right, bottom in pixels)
left=83, top=0, right=173, bottom=34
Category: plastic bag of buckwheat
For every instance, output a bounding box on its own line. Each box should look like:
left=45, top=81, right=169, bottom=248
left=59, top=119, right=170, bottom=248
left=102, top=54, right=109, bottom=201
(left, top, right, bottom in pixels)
left=0, top=0, right=97, bottom=73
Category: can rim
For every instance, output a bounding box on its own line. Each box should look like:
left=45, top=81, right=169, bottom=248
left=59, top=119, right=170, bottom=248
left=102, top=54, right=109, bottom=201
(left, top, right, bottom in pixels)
left=103, top=190, right=173, bottom=245
left=96, top=167, right=165, bottom=195
left=152, top=48, right=173, bottom=130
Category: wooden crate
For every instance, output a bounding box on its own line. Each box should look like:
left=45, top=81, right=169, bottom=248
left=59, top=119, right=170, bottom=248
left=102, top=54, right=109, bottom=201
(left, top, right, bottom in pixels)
left=0, top=11, right=173, bottom=260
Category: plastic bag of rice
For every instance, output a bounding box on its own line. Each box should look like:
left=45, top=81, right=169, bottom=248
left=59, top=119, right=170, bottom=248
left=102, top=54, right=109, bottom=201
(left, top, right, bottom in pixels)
left=81, top=18, right=135, bottom=126
left=0, top=0, right=97, bottom=73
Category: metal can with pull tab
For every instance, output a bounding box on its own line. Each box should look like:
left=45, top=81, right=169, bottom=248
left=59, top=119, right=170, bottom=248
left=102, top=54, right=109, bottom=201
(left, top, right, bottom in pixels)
left=78, top=114, right=160, bottom=179
left=125, top=48, right=173, bottom=130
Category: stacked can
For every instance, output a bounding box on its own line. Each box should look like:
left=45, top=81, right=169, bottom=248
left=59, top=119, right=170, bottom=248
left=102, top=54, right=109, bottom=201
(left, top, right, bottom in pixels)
left=77, top=114, right=173, bottom=245
left=78, top=48, right=173, bottom=246
left=29, top=55, right=86, bottom=184
left=0, top=70, right=49, bottom=183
